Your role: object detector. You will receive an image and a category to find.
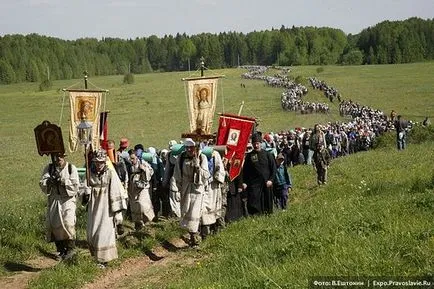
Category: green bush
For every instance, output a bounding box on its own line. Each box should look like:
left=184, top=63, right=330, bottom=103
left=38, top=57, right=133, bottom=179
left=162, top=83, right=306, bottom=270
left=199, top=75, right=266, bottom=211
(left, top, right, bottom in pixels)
left=408, top=124, right=434, bottom=144
left=123, top=73, right=135, bottom=84
left=39, top=79, right=52, bottom=91
left=372, top=131, right=395, bottom=149
left=316, top=67, right=324, bottom=74
left=294, top=75, right=305, bottom=85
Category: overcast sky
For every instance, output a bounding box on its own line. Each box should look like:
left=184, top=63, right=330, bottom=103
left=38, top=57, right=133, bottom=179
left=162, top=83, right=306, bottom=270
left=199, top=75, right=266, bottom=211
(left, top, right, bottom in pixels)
left=0, top=0, right=432, bottom=40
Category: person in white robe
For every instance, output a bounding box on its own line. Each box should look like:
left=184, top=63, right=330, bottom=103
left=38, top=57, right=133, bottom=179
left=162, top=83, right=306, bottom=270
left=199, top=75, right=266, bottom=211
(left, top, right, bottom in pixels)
left=39, top=153, right=79, bottom=260
left=200, top=148, right=225, bottom=239
left=162, top=140, right=182, bottom=218
left=83, top=149, right=127, bottom=267
left=128, top=150, right=155, bottom=230
left=173, top=138, right=209, bottom=247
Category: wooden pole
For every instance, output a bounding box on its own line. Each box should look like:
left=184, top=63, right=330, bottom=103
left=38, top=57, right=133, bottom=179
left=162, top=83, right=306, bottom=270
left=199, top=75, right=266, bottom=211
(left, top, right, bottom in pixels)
left=238, top=101, right=245, bottom=116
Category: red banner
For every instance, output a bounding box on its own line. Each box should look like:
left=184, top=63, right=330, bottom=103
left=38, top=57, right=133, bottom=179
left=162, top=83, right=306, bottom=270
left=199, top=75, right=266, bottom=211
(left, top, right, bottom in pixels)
left=99, top=111, right=109, bottom=151
left=216, top=114, right=255, bottom=181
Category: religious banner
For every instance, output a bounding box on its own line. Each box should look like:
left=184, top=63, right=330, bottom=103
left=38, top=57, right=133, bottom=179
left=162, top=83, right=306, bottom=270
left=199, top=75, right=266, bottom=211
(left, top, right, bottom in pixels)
left=216, top=113, right=255, bottom=181
left=68, top=90, right=102, bottom=152
left=183, top=76, right=220, bottom=135
left=34, top=120, right=65, bottom=156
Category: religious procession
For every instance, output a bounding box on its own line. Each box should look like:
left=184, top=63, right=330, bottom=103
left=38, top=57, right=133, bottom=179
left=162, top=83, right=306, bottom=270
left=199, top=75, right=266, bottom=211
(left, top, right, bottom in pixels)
left=34, top=66, right=301, bottom=270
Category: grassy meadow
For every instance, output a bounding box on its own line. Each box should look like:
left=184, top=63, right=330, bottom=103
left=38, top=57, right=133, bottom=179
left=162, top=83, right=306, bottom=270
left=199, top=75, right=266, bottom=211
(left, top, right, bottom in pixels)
left=0, top=62, right=433, bottom=288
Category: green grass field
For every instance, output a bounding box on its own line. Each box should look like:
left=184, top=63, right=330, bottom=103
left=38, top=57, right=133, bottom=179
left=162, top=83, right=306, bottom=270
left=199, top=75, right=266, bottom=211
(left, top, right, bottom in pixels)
left=0, top=62, right=433, bottom=288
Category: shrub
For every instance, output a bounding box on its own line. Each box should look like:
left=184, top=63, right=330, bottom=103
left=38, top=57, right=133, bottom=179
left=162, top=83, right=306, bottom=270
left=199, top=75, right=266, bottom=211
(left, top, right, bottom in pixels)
left=316, top=67, right=324, bottom=74
left=39, top=79, right=52, bottom=91
left=123, top=73, right=135, bottom=84
left=407, top=124, right=434, bottom=144
left=294, top=75, right=305, bottom=85
left=372, top=131, right=395, bottom=149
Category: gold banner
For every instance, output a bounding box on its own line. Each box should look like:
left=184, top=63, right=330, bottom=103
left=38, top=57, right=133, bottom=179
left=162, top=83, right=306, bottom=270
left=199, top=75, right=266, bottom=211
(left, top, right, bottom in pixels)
left=184, top=77, right=219, bottom=135
left=68, top=90, right=102, bottom=152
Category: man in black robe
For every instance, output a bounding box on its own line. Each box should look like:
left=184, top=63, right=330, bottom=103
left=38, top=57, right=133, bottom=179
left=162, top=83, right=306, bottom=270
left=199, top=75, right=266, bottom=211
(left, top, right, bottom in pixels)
left=242, top=133, right=277, bottom=215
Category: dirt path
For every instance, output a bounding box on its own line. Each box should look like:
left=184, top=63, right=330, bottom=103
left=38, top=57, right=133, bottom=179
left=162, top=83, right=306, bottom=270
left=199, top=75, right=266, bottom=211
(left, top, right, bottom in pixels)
left=0, top=256, right=58, bottom=289
left=0, top=237, right=194, bottom=289
left=81, top=238, right=193, bottom=289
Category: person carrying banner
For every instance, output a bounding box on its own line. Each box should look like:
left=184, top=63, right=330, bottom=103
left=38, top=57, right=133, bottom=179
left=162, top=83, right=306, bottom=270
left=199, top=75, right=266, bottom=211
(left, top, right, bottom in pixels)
left=173, top=138, right=210, bottom=247
left=242, top=133, right=277, bottom=215
left=39, top=152, right=79, bottom=261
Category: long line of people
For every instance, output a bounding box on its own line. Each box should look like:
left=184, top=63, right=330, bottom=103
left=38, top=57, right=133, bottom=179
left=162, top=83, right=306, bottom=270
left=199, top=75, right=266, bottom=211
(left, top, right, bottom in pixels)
left=241, top=65, right=330, bottom=114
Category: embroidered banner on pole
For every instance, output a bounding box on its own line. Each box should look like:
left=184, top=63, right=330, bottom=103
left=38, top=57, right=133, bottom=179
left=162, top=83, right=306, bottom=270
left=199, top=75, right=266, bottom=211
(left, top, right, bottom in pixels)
left=68, top=90, right=102, bottom=152
left=183, top=76, right=220, bottom=135
left=216, top=114, right=255, bottom=181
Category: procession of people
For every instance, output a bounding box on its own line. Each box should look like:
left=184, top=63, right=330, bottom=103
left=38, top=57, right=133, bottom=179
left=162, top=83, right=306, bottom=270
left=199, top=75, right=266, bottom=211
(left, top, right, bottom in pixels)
left=37, top=65, right=419, bottom=269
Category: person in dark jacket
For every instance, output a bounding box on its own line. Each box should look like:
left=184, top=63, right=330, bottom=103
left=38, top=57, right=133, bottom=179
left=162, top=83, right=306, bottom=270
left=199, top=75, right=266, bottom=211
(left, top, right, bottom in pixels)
left=242, top=133, right=277, bottom=215
left=394, top=115, right=408, bottom=150
left=313, top=143, right=331, bottom=185
left=273, top=153, right=292, bottom=210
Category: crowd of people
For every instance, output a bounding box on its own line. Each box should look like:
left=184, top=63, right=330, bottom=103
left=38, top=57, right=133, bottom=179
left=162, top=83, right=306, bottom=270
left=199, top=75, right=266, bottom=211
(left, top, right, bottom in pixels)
left=38, top=66, right=426, bottom=269
left=309, top=77, right=342, bottom=103
left=40, top=131, right=303, bottom=268
left=241, top=65, right=330, bottom=114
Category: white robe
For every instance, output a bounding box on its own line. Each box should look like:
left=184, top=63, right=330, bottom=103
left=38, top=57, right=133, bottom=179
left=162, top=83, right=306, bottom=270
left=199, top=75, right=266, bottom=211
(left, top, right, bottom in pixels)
left=86, top=168, right=127, bottom=263
left=174, top=152, right=209, bottom=233
left=201, top=151, right=226, bottom=225
left=128, top=160, right=155, bottom=223
left=164, top=153, right=181, bottom=218
left=40, top=162, right=79, bottom=242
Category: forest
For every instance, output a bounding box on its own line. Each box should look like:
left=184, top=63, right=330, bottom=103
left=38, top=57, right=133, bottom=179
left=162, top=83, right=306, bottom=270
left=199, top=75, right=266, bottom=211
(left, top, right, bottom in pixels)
left=0, top=17, right=433, bottom=84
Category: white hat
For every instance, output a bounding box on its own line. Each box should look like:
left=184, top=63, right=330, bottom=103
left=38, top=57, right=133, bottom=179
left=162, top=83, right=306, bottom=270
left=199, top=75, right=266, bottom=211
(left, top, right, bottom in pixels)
left=184, top=138, right=195, bottom=147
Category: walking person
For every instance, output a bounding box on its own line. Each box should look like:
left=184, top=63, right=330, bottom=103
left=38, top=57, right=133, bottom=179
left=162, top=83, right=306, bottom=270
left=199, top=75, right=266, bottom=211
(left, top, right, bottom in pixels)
left=308, top=124, right=326, bottom=165
left=200, top=147, right=225, bottom=238
left=163, top=140, right=183, bottom=218
left=39, top=153, right=79, bottom=260
left=273, top=153, right=292, bottom=210
left=82, top=149, right=127, bottom=268
left=312, top=143, right=331, bottom=185
left=242, top=133, right=277, bottom=215
left=128, top=149, right=155, bottom=230
left=173, top=138, right=210, bottom=247
left=394, top=115, right=408, bottom=150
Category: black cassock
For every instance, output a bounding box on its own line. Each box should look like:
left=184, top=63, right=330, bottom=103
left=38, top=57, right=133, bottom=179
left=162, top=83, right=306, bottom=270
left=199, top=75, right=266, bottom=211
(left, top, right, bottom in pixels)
left=225, top=173, right=246, bottom=223
left=242, top=149, right=277, bottom=215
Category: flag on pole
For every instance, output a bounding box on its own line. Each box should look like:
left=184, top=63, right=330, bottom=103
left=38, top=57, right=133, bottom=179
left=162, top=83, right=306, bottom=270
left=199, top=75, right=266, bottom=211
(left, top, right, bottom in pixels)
left=183, top=76, right=220, bottom=135
left=216, top=114, right=255, bottom=181
left=68, top=90, right=102, bottom=152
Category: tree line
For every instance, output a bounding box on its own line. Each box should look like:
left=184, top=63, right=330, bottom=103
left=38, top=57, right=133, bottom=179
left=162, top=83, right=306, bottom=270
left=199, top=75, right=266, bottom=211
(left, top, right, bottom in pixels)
left=0, top=17, right=433, bottom=84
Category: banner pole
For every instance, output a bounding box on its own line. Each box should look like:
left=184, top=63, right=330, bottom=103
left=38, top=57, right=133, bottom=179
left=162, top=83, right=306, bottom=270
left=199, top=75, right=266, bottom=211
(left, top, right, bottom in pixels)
left=238, top=101, right=245, bottom=116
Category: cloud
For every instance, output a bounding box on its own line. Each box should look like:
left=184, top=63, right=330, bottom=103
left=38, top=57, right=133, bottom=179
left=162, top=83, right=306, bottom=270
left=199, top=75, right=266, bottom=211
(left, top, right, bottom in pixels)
left=107, top=1, right=146, bottom=8
left=194, top=0, right=217, bottom=6
left=28, top=0, right=56, bottom=7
